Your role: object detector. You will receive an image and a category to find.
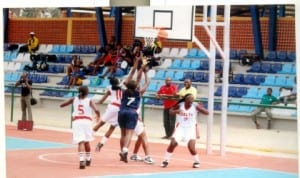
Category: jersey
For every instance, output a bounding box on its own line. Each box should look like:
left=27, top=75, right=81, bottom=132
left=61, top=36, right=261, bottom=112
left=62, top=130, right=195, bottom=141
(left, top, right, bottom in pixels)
left=107, top=86, right=122, bottom=105
left=176, top=102, right=197, bottom=128
left=120, top=90, right=140, bottom=110
left=72, top=97, right=93, bottom=121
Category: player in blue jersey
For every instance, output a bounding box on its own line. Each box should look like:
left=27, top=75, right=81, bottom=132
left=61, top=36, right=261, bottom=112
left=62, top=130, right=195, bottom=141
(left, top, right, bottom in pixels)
left=118, top=57, right=150, bottom=163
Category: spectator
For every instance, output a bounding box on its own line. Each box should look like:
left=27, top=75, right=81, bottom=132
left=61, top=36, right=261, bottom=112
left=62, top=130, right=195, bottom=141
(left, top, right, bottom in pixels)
left=251, top=88, right=279, bottom=129
left=19, top=32, right=40, bottom=53
left=67, top=58, right=85, bottom=88
left=15, top=72, right=33, bottom=122
left=156, top=77, right=178, bottom=139
left=279, top=78, right=297, bottom=106
left=88, top=45, right=111, bottom=75
left=177, top=79, right=198, bottom=99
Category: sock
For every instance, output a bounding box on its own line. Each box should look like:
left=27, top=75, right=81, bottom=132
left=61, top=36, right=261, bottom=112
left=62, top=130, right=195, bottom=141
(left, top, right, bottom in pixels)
left=164, top=152, right=172, bottom=161
left=101, top=136, right=108, bottom=144
left=193, top=154, right=200, bottom=163
left=79, top=152, right=85, bottom=161
left=122, top=147, right=128, bottom=153
left=86, top=152, right=91, bottom=161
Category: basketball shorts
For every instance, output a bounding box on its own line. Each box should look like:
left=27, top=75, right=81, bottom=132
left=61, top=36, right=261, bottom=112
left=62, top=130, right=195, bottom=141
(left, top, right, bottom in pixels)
left=118, top=109, right=138, bottom=130
left=102, top=104, right=120, bottom=127
left=72, top=119, right=94, bottom=144
left=172, top=123, right=196, bottom=143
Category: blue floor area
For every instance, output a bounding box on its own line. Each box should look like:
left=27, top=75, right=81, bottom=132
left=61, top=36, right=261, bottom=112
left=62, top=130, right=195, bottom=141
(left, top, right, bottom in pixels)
left=94, top=168, right=297, bottom=178
left=6, top=137, right=74, bottom=150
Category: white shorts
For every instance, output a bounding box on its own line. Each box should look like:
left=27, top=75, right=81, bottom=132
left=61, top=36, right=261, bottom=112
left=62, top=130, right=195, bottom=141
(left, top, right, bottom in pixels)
left=101, top=104, right=120, bottom=127
left=134, top=119, right=144, bottom=136
left=172, top=123, right=196, bottom=143
left=72, top=119, right=94, bottom=144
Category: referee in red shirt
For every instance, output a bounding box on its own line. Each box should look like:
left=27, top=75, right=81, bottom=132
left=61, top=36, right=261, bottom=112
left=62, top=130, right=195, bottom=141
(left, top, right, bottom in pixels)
left=156, top=77, right=178, bottom=139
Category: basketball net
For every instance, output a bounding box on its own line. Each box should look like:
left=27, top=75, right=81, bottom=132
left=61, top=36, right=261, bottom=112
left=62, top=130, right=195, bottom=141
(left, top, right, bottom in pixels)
left=138, top=27, right=168, bottom=48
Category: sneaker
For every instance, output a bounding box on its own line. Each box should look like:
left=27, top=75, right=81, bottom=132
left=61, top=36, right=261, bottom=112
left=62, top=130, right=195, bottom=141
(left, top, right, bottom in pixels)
left=119, top=152, right=128, bottom=163
left=130, top=154, right=143, bottom=161
left=144, top=156, right=155, bottom=164
left=86, top=159, right=91, bottom=166
left=79, top=161, right=85, bottom=169
left=161, top=160, right=168, bottom=168
left=95, top=142, right=103, bottom=152
left=193, top=162, right=200, bottom=168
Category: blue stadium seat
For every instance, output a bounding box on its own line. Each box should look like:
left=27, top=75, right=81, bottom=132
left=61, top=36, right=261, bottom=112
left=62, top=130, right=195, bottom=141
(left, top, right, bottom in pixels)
left=185, top=48, right=198, bottom=58
left=236, top=87, right=248, bottom=97
left=190, top=60, right=201, bottom=70
left=174, top=71, right=184, bottom=81
left=165, top=70, right=175, bottom=79
left=73, top=45, right=81, bottom=53
left=238, top=49, right=247, bottom=58
left=169, top=59, right=182, bottom=69
left=4, top=51, right=11, bottom=61
left=261, top=75, right=276, bottom=86
left=5, top=72, right=12, bottom=81
left=56, top=65, right=65, bottom=73
left=247, top=62, right=261, bottom=73
left=254, top=75, right=265, bottom=85
left=80, top=45, right=89, bottom=53
left=286, top=77, right=295, bottom=87
left=200, top=73, right=209, bottom=82
left=147, top=82, right=158, bottom=92
left=230, top=49, right=238, bottom=60
left=197, top=50, right=208, bottom=58
left=200, top=60, right=209, bottom=70
left=50, top=45, right=60, bottom=53
left=89, top=77, right=101, bottom=87
left=274, top=76, right=287, bottom=87
left=243, top=74, right=256, bottom=85
left=183, top=72, right=194, bottom=80
left=66, top=45, right=74, bottom=53
left=231, top=74, right=244, bottom=84
left=259, top=63, right=271, bottom=73
left=242, top=87, right=258, bottom=99
left=286, top=51, right=296, bottom=62
left=214, top=103, right=221, bottom=111
left=278, top=63, right=293, bottom=74
left=237, top=105, right=253, bottom=113
left=257, top=87, right=267, bottom=99
left=272, top=88, right=280, bottom=98
left=88, top=45, right=96, bottom=53
left=153, top=70, right=165, bottom=80
left=56, top=55, right=65, bottom=63
left=276, top=51, right=287, bottom=61
left=270, top=63, right=282, bottom=73
left=228, top=86, right=237, bottom=97
left=193, top=72, right=203, bottom=82
left=64, top=55, right=73, bottom=63
left=47, top=65, right=56, bottom=73
left=98, top=78, right=110, bottom=88
left=181, top=59, right=191, bottom=69
left=59, top=45, right=67, bottom=53
left=215, top=61, right=223, bottom=71
left=264, top=51, right=276, bottom=61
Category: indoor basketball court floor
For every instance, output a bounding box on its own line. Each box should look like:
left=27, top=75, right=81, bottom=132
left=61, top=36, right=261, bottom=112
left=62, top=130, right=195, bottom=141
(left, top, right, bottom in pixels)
left=6, top=125, right=297, bottom=178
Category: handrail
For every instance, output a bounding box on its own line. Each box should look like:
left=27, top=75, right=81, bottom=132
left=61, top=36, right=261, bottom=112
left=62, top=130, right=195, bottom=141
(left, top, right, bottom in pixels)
left=5, top=84, right=297, bottom=128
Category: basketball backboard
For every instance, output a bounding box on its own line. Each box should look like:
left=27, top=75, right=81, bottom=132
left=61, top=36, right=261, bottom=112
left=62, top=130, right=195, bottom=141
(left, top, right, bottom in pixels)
left=135, top=6, right=194, bottom=41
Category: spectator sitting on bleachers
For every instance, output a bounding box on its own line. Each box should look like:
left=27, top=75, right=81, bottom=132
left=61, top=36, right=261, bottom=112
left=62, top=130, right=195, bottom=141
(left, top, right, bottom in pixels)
left=88, top=44, right=111, bottom=75
left=19, top=32, right=40, bottom=53
left=67, top=55, right=79, bottom=77
left=99, top=47, right=130, bottom=78
left=279, top=78, right=297, bottom=105
left=67, top=57, right=86, bottom=89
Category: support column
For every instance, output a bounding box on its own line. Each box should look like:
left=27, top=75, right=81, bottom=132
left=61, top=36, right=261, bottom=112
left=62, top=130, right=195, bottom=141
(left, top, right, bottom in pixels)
left=279, top=5, right=285, bottom=17
left=250, top=5, right=264, bottom=59
left=66, top=8, right=72, bottom=17
left=114, top=7, right=122, bottom=45
left=268, top=5, right=277, bottom=51
left=96, top=7, right=107, bottom=47
left=3, top=8, right=9, bottom=43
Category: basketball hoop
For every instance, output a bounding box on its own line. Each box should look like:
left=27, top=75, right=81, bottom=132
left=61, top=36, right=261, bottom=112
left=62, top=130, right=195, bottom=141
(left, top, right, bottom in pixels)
left=138, top=27, right=168, bottom=47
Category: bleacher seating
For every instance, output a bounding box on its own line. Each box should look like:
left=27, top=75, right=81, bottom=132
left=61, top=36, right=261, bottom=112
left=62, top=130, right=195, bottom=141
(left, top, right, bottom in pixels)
left=169, top=48, right=179, bottom=57
left=174, top=71, right=184, bottom=81
left=260, top=63, right=271, bottom=73
left=278, top=63, right=294, bottom=74
left=181, top=59, right=191, bottom=69
left=190, top=60, right=201, bottom=70
left=161, top=47, right=170, bottom=57
left=153, top=70, right=165, bottom=80
left=185, top=48, right=198, bottom=58
left=230, top=49, right=238, bottom=60
left=286, top=51, right=296, bottom=62
left=270, top=63, right=282, bottom=73
left=261, top=75, right=276, bottom=86
left=276, top=51, right=287, bottom=61
left=247, top=61, right=261, bottom=73
left=231, top=74, right=244, bottom=84
left=197, top=50, right=208, bottom=58
left=177, top=48, right=188, bottom=57
left=264, top=51, right=276, bottom=61
left=200, top=61, right=209, bottom=70
left=242, top=87, right=258, bottom=99
left=168, top=59, right=182, bottom=69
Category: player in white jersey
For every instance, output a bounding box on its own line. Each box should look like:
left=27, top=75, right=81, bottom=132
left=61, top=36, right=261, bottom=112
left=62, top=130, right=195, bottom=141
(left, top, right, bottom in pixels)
left=160, top=93, right=208, bottom=168
left=60, top=86, right=100, bottom=169
left=93, top=77, right=123, bottom=151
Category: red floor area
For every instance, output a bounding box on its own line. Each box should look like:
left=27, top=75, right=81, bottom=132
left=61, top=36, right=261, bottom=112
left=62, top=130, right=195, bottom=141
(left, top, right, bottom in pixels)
left=6, top=125, right=298, bottom=178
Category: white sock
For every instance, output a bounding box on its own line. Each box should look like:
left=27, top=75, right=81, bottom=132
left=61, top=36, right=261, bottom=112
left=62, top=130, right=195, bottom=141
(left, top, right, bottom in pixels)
left=193, top=154, right=200, bottom=163
left=164, top=152, right=172, bottom=161
left=79, top=152, right=85, bottom=161
left=122, top=147, right=128, bottom=153
left=86, top=152, right=91, bottom=161
left=101, top=136, right=108, bottom=144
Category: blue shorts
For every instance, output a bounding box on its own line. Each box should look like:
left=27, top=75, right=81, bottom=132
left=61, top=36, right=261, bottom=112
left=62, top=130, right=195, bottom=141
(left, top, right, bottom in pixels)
left=118, top=109, right=138, bottom=129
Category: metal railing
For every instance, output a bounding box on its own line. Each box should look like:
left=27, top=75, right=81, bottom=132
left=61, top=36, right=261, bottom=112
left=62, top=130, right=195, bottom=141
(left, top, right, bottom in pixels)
left=5, top=84, right=297, bottom=128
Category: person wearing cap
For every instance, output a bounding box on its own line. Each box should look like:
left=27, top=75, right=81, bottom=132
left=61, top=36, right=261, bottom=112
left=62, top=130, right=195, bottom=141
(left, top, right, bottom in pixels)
left=19, top=32, right=40, bottom=53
